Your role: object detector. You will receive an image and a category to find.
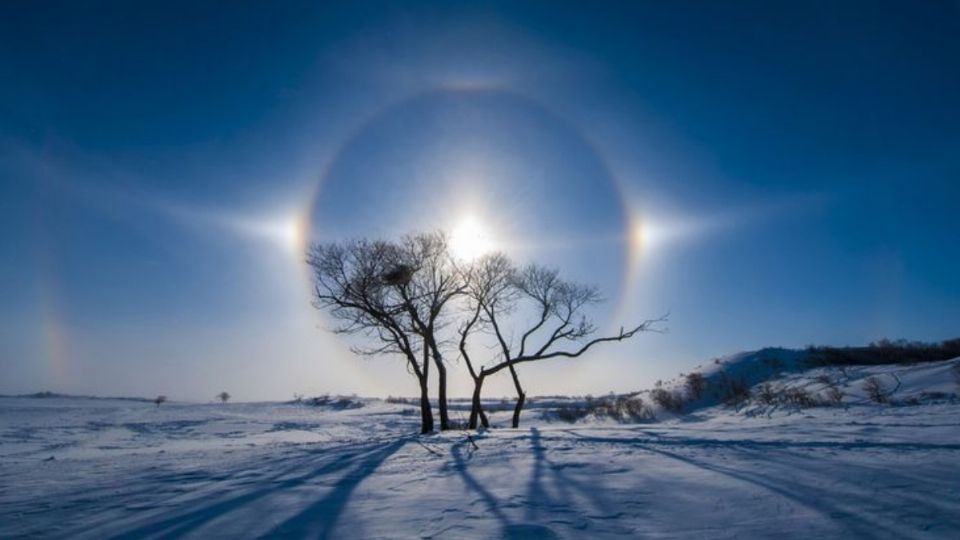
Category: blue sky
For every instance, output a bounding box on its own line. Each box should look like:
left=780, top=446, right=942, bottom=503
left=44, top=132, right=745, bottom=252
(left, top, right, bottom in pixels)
left=2, top=1, right=958, bottom=400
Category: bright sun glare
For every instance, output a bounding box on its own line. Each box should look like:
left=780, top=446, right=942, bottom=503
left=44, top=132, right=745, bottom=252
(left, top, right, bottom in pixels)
left=450, top=215, right=495, bottom=261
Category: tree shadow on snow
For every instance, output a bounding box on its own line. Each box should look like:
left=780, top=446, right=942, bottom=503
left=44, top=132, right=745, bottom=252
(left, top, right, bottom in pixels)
left=262, top=437, right=408, bottom=538
left=100, top=436, right=411, bottom=540
left=561, top=430, right=955, bottom=537
left=450, top=428, right=622, bottom=540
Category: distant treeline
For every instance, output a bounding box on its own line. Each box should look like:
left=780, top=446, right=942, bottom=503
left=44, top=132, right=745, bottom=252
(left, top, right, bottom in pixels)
left=807, top=338, right=960, bottom=367
left=0, top=391, right=153, bottom=402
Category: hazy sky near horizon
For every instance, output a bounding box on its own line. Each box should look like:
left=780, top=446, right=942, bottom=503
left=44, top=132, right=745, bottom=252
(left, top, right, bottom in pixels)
left=2, top=1, right=959, bottom=401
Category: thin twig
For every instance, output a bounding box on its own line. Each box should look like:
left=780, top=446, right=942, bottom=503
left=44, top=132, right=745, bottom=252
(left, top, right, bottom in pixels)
left=415, top=439, right=442, bottom=457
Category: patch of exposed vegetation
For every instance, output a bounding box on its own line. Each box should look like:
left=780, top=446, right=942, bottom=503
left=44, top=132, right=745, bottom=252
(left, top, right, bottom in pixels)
left=806, top=338, right=960, bottom=367
left=554, top=395, right=653, bottom=423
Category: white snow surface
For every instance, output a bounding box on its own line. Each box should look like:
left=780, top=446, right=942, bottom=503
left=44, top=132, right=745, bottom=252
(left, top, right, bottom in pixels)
left=3, top=356, right=960, bottom=539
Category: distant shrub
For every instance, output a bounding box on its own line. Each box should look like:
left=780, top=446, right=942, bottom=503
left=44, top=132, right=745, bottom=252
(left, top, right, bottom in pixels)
left=385, top=396, right=414, bottom=405
left=863, top=376, right=887, bottom=403
left=555, top=405, right=590, bottom=423
left=292, top=393, right=304, bottom=404
left=756, top=382, right=778, bottom=405
left=815, top=374, right=834, bottom=386
left=721, top=377, right=751, bottom=408
left=651, top=387, right=685, bottom=412
left=919, top=391, right=953, bottom=402
left=217, top=391, right=230, bottom=403
left=154, top=395, right=167, bottom=407
left=685, top=372, right=707, bottom=400
left=824, top=386, right=845, bottom=406
left=622, top=396, right=654, bottom=420
left=554, top=395, right=653, bottom=423
left=784, top=387, right=817, bottom=408
left=302, top=394, right=364, bottom=409
left=331, top=397, right=364, bottom=410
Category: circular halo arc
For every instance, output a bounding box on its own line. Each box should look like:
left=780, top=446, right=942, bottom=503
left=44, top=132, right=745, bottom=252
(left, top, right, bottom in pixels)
left=297, top=86, right=643, bottom=337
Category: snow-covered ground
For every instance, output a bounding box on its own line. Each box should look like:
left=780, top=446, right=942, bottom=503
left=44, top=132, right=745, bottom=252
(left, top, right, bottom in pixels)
left=3, top=357, right=960, bottom=539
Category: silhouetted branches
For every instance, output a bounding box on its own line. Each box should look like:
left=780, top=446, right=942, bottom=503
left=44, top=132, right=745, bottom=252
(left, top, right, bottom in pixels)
left=461, top=254, right=665, bottom=428
left=308, top=231, right=663, bottom=432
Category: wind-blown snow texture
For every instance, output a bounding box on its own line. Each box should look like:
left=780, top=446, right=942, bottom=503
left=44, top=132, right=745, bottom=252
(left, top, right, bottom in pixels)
left=2, top=354, right=959, bottom=539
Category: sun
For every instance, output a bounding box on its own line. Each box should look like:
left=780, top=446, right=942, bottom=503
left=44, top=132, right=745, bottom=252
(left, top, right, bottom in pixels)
left=450, top=215, right=495, bottom=261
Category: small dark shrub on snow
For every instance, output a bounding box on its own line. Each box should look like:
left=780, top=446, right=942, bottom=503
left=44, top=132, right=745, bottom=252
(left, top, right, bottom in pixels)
left=863, top=376, right=887, bottom=403
left=555, top=395, right=653, bottom=423
left=815, top=374, right=834, bottom=386
left=784, top=387, right=817, bottom=408
left=555, top=405, right=590, bottom=423
left=824, top=386, right=845, bottom=405
left=756, top=382, right=778, bottom=405
left=685, top=372, right=707, bottom=400
left=722, top=378, right=751, bottom=408
left=919, top=391, right=953, bottom=402
left=302, top=394, right=363, bottom=409
left=651, top=387, right=685, bottom=412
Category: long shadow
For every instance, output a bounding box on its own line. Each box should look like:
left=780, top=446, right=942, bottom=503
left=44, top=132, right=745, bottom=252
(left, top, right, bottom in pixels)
left=67, top=438, right=402, bottom=538
left=261, top=437, right=408, bottom=539
left=551, top=431, right=960, bottom=452
left=525, top=428, right=548, bottom=521
left=563, top=429, right=960, bottom=536
left=560, top=429, right=892, bottom=537
left=527, top=428, right=622, bottom=520
left=451, top=436, right=568, bottom=540
left=733, top=444, right=960, bottom=531
left=105, top=436, right=412, bottom=539
left=632, top=442, right=884, bottom=538
left=449, top=429, right=623, bottom=525
left=450, top=437, right=511, bottom=527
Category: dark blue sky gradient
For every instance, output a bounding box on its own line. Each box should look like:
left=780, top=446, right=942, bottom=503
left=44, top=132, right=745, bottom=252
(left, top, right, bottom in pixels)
left=1, top=1, right=958, bottom=399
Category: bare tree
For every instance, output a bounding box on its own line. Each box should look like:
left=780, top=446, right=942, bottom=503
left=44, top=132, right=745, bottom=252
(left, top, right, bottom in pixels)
left=217, top=391, right=230, bottom=403
left=389, top=233, right=466, bottom=431
left=458, top=253, right=515, bottom=429
left=307, top=233, right=465, bottom=433
left=462, top=254, right=664, bottom=428
left=309, top=234, right=660, bottom=432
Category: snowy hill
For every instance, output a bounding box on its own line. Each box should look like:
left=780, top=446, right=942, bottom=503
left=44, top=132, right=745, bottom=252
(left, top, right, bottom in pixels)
left=651, top=346, right=960, bottom=416
left=2, top=348, right=959, bottom=539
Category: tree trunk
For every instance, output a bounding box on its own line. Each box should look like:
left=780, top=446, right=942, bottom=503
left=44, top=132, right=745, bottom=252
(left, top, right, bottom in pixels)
left=511, top=391, right=525, bottom=429
left=433, top=351, right=450, bottom=430
left=508, top=363, right=525, bottom=428
left=418, top=376, right=434, bottom=434
left=469, top=375, right=489, bottom=429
